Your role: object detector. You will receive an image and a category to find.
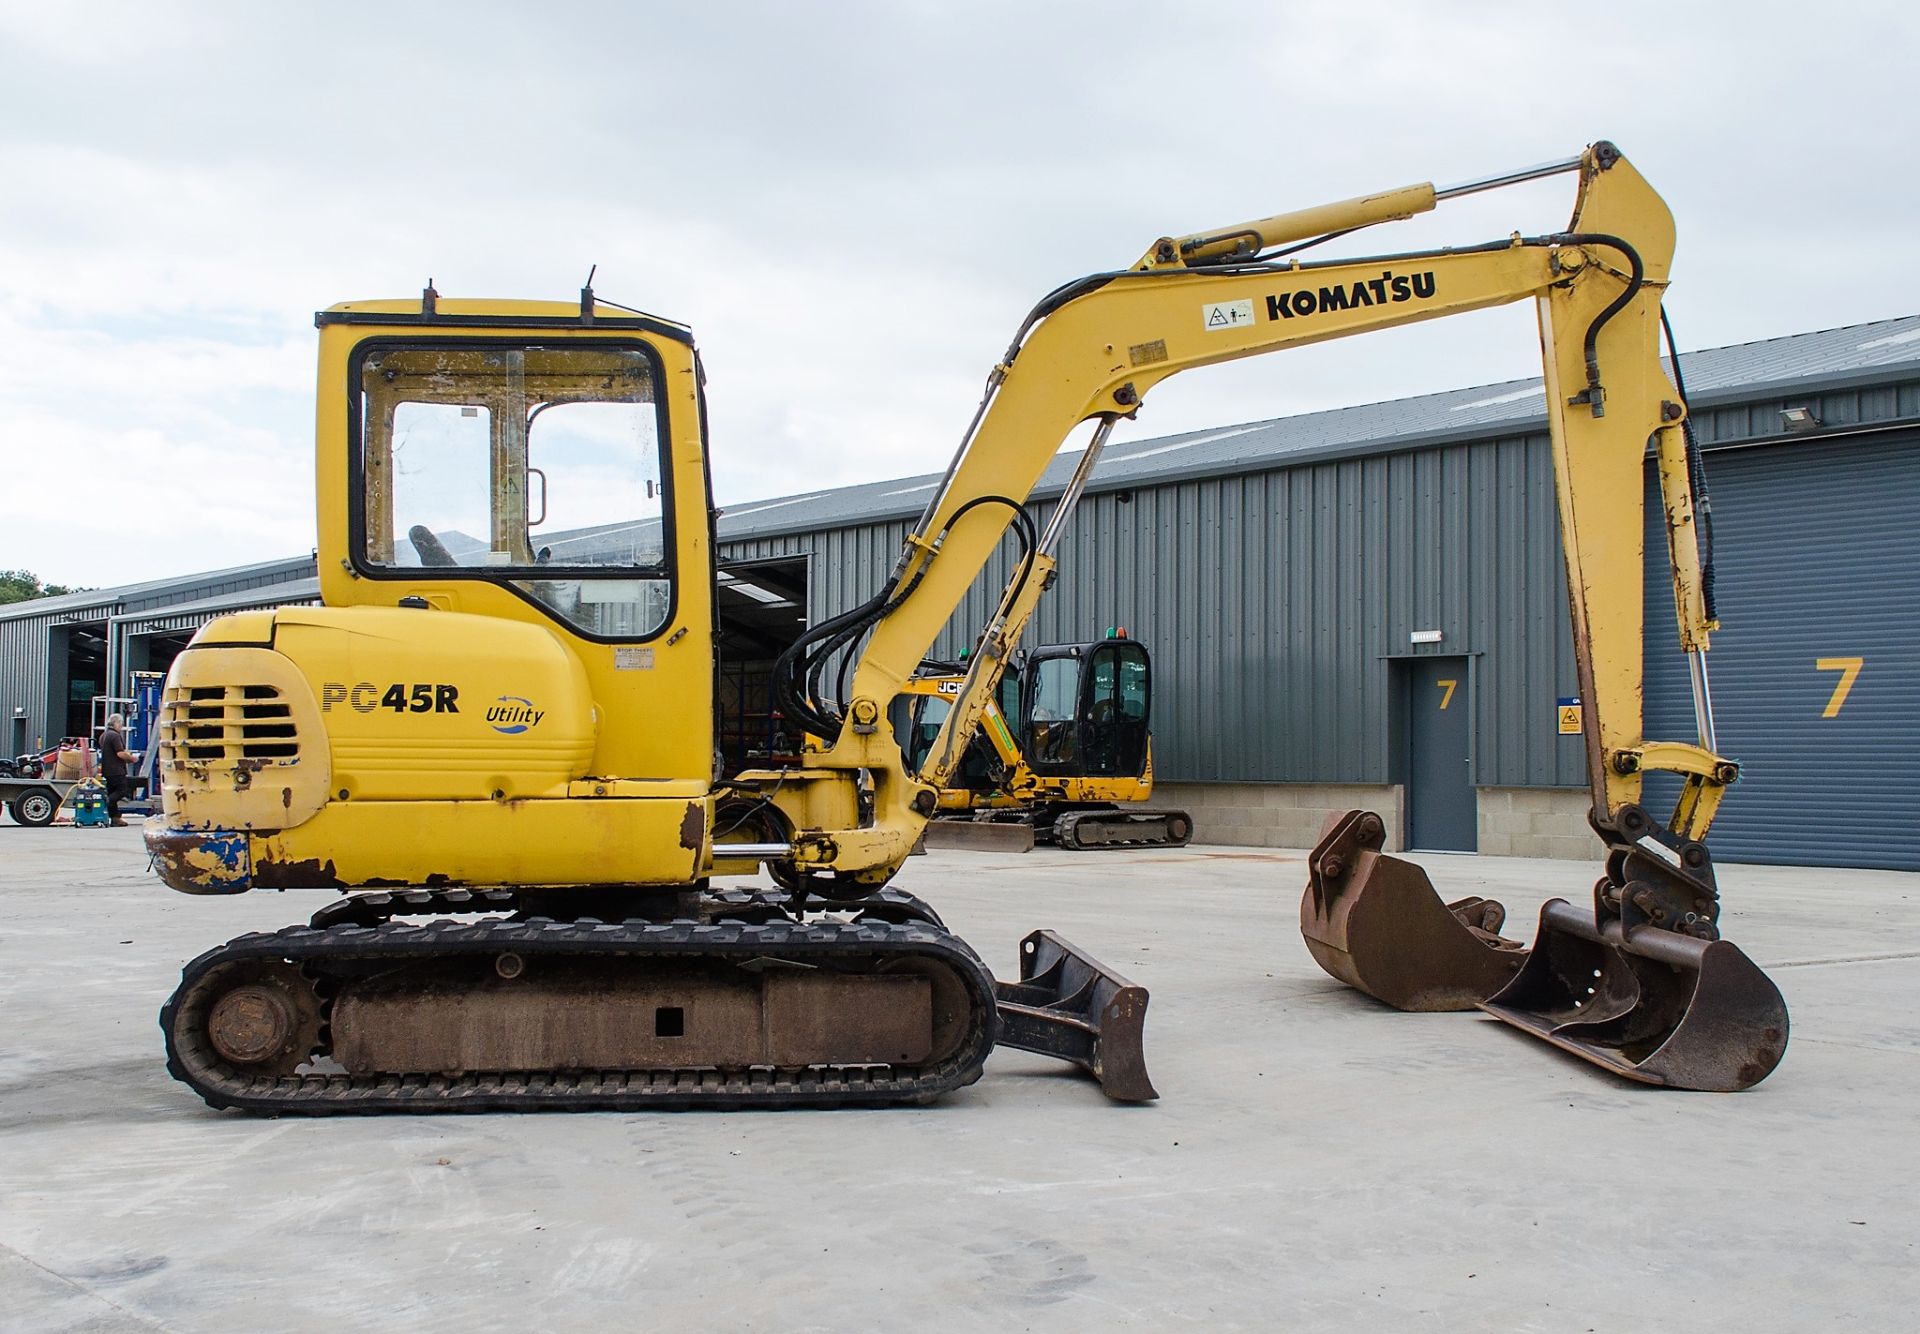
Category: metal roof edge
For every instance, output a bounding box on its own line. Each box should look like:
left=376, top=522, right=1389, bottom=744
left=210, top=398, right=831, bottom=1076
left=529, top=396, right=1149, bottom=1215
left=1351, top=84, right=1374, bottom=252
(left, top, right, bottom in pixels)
left=109, top=578, right=324, bottom=624
left=1686, top=362, right=1920, bottom=410
left=0, top=553, right=320, bottom=623
left=718, top=366, right=1920, bottom=545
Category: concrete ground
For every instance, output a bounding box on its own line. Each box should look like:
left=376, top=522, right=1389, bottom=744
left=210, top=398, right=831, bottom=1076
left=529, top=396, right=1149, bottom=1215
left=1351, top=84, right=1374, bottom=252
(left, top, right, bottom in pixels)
left=1, top=826, right=1914, bottom=1332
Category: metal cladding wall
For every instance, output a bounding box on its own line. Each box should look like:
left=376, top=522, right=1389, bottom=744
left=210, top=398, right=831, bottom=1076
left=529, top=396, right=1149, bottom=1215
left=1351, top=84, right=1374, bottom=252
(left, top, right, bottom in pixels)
left=1644, top=427, right=1920, bottom=870
left=723, top=429, right=1589, bottom=790
left=0, top=557, right=317, bottom=746
left=0, top=599, right=117, bottom=746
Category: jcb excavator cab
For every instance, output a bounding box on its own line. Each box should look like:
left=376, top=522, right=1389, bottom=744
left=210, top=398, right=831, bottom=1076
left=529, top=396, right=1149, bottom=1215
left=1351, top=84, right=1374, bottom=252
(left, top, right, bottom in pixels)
left=1022, top=638, right=1152, bottom=781
left=891, top=666, right=1021, bottom=789
left=895, top=637, right=1191, bottom=849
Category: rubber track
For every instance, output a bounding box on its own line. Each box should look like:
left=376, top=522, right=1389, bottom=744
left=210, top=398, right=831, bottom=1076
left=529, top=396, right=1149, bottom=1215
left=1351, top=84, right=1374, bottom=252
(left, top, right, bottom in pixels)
left=162, top=917, right=997, bottom=1115
left=1054, top=809, right=1193, bottom=850
left=309, top=886, right=946, bottom=930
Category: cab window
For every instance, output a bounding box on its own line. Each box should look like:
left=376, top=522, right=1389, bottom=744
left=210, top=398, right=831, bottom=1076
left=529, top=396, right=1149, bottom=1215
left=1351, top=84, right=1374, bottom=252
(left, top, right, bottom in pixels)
left=1026, top=655, right=1080, bottom=768
left=357, top=342, right=672, bottom=638
left=1082, top=642, right=1150, bottom=777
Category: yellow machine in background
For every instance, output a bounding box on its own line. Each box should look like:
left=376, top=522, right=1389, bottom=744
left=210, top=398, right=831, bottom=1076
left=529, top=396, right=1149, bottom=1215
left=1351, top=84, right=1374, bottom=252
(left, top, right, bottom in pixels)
left=147, top=140, right=1784, bottom=1113
left=896, top=635, right=1193, bottom=849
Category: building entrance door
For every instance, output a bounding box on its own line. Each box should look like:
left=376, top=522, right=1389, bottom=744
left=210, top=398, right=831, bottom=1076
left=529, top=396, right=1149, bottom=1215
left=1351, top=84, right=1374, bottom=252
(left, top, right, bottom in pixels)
left=1406, top=656, right=1474, bottom=851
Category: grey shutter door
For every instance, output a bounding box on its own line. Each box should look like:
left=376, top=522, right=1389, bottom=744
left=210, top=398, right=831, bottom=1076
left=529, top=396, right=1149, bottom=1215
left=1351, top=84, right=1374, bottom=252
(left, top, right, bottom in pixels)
left=1643, top=431, right=1920, bottom=870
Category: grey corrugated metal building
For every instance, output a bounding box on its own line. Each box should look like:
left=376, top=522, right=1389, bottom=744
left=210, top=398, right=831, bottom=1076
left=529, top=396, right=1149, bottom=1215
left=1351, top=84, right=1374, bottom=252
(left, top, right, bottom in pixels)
left=6, top=315, right=1915, bottom=868
left=714, top=314, right=1920, bottom=869
left=0, top=558, right=318, bottom=755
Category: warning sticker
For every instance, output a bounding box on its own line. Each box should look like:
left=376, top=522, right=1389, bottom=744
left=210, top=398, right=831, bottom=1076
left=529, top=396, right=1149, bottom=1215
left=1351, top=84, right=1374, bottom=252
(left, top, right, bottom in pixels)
left=1127, top=339, right=1169, bottom=367
left=1557, top=696, right=1582, bottom=735
left=1203, top=299, right=1255, bottom=332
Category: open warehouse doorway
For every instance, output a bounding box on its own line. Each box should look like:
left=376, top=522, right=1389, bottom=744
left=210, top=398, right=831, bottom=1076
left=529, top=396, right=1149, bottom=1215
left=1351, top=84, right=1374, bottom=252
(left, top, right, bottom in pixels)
left=45, top=619, right=108, bottom=741
left=714, top=556, right=808, bottom=777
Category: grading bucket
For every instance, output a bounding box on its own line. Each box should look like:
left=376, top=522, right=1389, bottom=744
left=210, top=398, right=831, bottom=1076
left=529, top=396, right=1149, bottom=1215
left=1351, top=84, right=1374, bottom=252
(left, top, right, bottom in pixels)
left=1300, top=810, right=1528, bottom=1011
left=1479, top=897, right=1788, bottom=1091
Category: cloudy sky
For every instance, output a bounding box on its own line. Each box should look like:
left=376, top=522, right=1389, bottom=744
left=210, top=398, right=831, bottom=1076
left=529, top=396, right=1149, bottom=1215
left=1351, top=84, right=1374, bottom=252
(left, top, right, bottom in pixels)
left=2, top=1, right=1912, bottom=588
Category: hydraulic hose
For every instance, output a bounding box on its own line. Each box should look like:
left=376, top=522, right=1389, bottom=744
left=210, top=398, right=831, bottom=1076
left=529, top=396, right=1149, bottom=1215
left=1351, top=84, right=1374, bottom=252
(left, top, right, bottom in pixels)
left=1548, top=232, right=1644, bottom=414
left=770, top=496, right=1036, bottom=743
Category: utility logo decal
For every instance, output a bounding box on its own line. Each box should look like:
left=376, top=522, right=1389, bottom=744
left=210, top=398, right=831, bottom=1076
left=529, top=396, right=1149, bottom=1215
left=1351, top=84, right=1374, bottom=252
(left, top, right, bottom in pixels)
left=1203, top=299, right=1255, bottom=331
left=1267, top=269, right=1435, bottom=321
left=487, top=696, right=546, bottom=734
left=322, top=682, right=459, bottom=714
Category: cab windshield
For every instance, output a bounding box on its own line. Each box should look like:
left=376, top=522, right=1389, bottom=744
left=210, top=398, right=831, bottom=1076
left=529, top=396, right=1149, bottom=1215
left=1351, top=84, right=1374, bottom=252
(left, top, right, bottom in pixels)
left=356, top=342, right=672, bottom=637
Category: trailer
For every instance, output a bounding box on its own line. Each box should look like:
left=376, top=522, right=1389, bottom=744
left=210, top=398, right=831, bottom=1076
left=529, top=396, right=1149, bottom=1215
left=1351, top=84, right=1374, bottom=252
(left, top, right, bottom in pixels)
left=1, top=776, right=79, bottom=827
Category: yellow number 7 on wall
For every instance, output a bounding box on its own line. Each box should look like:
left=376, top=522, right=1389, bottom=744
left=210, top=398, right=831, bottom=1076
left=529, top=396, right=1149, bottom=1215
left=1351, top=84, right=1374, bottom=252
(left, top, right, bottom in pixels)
left=1815, top=656, right=1864, bottom=718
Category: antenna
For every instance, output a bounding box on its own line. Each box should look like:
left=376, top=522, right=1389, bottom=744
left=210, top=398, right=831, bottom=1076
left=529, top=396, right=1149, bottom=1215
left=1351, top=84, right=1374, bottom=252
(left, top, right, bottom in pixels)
left=580, top=264, right=597, bottom=321
left=421, top=280, right=438, bottom=316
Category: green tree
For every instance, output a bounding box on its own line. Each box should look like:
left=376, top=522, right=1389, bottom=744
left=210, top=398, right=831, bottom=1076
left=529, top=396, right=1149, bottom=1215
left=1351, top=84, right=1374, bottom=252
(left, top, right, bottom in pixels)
left=0, top=570, right=82, bottom=605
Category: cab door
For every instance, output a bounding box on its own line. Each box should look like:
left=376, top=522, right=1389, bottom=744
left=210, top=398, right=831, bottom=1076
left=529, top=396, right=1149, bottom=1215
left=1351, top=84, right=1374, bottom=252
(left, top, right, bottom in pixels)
left=1078, top=640, right=1151, bottom=779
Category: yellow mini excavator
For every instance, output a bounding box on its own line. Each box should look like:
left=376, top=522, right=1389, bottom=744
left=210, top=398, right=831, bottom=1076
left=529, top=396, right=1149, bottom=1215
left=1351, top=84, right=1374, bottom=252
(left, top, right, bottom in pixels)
left=895, top=635, right=1195, bottom=850
left=148, top=139, right=1785, bottom=1112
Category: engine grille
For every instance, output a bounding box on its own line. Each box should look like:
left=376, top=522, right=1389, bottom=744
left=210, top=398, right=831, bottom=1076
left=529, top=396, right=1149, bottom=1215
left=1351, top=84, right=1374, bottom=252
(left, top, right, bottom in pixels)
left=161, top=684, right=301, bottom=764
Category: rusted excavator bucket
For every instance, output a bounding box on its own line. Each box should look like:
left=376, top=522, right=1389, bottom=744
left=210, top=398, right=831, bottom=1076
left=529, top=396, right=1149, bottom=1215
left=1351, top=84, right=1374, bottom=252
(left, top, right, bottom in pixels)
left=1300, top=810, right=1528, bottom=1011
left=1479, top=898, right=1788, bottom=1091
left=994, top=930, right=1157, bottom=1101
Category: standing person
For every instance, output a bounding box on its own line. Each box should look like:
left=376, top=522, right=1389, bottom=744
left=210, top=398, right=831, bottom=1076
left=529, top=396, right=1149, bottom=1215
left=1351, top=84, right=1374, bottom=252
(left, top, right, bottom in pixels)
left=97, top=712, right=135, bottom=827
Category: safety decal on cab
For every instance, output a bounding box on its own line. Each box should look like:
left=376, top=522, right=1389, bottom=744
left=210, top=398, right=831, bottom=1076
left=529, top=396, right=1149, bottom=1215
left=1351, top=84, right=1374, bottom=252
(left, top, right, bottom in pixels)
left=486, top=696, right=546, bottom=734
left=322, top=682, right=460, bottom=714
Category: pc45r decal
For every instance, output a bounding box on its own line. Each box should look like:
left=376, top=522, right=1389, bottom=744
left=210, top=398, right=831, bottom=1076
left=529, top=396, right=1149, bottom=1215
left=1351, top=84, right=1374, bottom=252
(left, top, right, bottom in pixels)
left=322, top=682, right=460, bottom=714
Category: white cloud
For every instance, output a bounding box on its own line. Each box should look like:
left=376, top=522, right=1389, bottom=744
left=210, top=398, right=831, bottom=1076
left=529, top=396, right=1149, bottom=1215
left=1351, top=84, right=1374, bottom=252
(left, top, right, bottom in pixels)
left=0, top=0, right=1914, bottom=588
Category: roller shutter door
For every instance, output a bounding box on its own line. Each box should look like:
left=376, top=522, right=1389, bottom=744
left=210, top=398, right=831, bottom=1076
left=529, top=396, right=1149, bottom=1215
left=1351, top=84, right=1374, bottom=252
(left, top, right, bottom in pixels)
left=1643, top=430, right=1920, bottom=870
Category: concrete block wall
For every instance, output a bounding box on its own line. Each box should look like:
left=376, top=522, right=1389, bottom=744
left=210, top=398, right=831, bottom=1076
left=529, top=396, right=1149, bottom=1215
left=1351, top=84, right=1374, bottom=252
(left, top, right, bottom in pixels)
left=1475, top=787, right=1592, bottom=859
left=1151, top=783, right=1403, bottom=851
left=1152, top=782, right=1592, bottom=858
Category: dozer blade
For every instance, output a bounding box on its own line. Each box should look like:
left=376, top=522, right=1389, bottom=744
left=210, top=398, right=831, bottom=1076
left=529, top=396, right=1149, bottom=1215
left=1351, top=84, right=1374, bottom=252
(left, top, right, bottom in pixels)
left=1479, top=898, right=1788, bottom=1091
left=1300, top=810, right=1527, bottom=1011
left=993, top=930, right=1157, bottom=1102
left=922, top=819, right=1036, bottom=853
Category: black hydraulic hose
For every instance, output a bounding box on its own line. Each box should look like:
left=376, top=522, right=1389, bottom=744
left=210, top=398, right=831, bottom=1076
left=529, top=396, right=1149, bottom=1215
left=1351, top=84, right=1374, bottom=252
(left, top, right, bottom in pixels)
left=1548, top=231, right=1644, bottom=412
left=773, top=594, right=886, bottom=737
left=1661, top=305, right=1719, bottom=622
left=827, top=496, right=1036, bottom=716
left=772, top=496, right=1037, bottom=743
left=833, top=497, right=1037, bottom=712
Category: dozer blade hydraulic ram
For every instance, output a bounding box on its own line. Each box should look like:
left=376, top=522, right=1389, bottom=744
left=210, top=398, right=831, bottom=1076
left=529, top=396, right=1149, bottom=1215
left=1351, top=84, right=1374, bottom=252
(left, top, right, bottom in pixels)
left=993, top=930, right=1157, bottom=1102
left=1300, top=810, right=1527, bottom=1011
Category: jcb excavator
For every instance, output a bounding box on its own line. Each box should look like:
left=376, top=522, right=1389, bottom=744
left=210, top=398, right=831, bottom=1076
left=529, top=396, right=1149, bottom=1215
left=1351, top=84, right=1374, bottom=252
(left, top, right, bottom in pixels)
left=896, top=635, right=1195, bottom=850
left=147, top=138, right=1785, bottom=1112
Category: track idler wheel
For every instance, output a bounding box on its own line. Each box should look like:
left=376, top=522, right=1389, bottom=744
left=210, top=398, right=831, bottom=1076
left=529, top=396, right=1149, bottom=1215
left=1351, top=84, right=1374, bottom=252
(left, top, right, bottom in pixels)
left=1299, top=810, right=1528, bottom=1011
left=188, top=961, right=324, bottom=1078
